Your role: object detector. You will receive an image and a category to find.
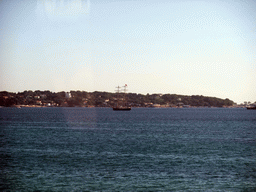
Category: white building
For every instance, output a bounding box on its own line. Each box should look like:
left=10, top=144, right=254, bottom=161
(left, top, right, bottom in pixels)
left=65, top=92, right=72, bottom=98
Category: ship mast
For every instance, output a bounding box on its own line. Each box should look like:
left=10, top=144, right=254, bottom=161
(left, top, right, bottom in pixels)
left=123, top=84, right=128, bottom=107
left=115, top=85, right=121, bottom=107
left=115, top=85, right=121, bottom=94
left=113, top=84, right=131, bottom=110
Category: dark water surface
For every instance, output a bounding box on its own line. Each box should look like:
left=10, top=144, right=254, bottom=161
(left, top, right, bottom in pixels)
left=1, top=107, right=255, bottom=191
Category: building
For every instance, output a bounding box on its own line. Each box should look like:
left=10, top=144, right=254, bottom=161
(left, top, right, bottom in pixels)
left=65, top=92, right=72, bottom=98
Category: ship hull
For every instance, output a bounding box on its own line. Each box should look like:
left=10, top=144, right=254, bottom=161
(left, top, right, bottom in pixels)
left=113, top=107, right=131, bottom=111
left=246, top=106, right=256, bottom=110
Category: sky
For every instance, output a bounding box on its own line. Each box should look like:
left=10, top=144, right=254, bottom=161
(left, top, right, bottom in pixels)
left=0, top=0, right=255, bottom=104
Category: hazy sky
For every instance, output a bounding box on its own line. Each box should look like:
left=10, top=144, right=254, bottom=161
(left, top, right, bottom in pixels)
left=0, top=0, right=255, bottom=103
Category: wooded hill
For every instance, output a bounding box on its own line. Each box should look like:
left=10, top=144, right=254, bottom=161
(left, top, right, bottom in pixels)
left=0, top=90, right=234, bottom=107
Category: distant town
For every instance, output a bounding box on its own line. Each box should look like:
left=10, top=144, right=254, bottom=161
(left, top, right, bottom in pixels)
left=0, top=90, right=253, bottom=108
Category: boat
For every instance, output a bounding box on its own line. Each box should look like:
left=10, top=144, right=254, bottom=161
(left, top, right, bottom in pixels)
left=246, top=105, right=256, bottom=110
left=112, top=84, right=131, bottom=111
left=113, top=106, right=131, bottom=111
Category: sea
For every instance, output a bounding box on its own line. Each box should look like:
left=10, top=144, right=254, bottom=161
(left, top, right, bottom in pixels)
left=0, top=107, right=255, bottom=191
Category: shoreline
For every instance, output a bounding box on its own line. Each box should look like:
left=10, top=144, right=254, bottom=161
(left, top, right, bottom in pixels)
left=1, top=105, right=247, bottom=109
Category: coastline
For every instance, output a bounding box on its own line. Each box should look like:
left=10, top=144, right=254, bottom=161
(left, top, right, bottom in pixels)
left=3, top=105, right=247, bottom=109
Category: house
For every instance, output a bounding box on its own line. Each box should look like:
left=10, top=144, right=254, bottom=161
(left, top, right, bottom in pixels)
left=65, top=92, right=72, bottom=98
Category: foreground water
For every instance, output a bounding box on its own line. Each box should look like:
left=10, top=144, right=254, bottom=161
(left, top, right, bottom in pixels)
left=0, top=107, right=255, bottom=191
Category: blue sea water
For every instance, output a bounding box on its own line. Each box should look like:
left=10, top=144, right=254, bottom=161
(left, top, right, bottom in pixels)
left=0, top=107, right=255, bottom=191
